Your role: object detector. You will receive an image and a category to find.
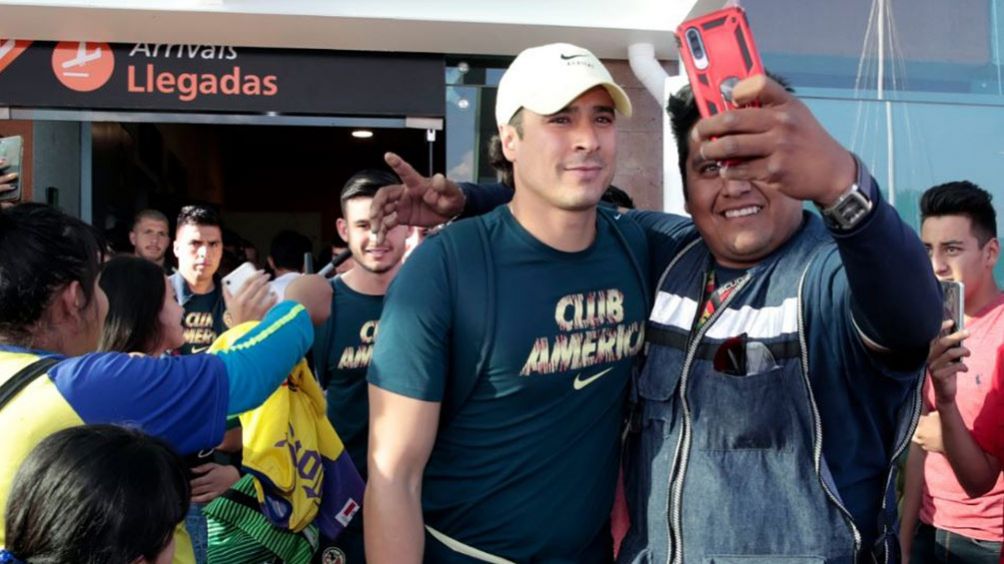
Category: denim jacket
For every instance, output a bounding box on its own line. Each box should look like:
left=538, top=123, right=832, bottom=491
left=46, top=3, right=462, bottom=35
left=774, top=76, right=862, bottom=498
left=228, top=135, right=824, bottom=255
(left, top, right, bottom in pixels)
left=619, top=215, right=921, bottom=564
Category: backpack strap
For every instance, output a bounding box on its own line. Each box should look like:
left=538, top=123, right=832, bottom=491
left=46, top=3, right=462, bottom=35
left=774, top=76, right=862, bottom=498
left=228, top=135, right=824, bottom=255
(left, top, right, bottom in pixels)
left=596, top=207, right=651, bottom=313
left=440, top=217, right=495, bottom=427
left=596, top=207, right=652, bottom=444
left=311, top=274, right=341, bottom=387
left=0, top=356, right=60, bottom=410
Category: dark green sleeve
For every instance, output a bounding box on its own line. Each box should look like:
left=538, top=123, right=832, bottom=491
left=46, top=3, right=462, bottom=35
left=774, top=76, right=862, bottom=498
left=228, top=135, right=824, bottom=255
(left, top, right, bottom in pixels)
left=367, top=235, right=453, bottom=402
left=459, top=182, right=513, bottom=218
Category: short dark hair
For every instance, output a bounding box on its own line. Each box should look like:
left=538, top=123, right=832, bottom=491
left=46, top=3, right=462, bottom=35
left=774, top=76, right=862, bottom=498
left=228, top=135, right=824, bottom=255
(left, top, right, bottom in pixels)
left=132, top=208, right=169, bottom=230
left=98, top=256, right=168, bottom=355
left=0, top=204, right=105, bottom=345
left=920, top=180, right=998, bottom=246
left=340, top=169, right=401, bottom=203
left=487, top=110, right=524, bottom=189
left=4, top=424, right=190, bottom=564
left=601, top=185, right=635, bottom=209
left=667, top=73, right=793, bottom=200
left=269, top=229, right=313, bottom=272
left=488, top=135, right=514, bottom=188
left=176, top=204, right=221, bottom=234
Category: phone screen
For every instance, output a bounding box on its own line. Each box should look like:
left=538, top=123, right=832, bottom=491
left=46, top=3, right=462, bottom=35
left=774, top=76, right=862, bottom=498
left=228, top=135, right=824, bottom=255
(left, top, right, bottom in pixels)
left=940, top=280, right=965, bottom=335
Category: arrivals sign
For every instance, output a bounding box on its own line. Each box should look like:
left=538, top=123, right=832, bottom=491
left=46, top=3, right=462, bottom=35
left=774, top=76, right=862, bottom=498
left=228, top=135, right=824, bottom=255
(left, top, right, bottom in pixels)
left=0, top=40, right=445, bottom=117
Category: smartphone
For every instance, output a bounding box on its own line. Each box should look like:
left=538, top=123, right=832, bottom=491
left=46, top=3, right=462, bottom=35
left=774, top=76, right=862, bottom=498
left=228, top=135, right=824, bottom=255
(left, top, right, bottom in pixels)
left=675, top=6, right=765, bottom=119
left=940, top=280, right=964, bottom=336
left=0, top=135, right=24, bottom=202
left=222, top=262, right=259, bottom=296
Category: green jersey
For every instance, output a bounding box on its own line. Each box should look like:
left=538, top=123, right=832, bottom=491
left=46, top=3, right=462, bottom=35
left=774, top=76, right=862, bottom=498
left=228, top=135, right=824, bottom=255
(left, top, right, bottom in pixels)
left=314, top=276, right=383, bottom=481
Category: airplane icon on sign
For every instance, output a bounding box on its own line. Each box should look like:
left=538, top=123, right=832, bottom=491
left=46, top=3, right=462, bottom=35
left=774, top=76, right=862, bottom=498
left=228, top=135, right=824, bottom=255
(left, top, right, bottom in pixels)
left=51, top=41, right=114, bottom=91
left=0, top=39, right=15, bottom=60
left=61, top=42, right=104, bottom=77
left=0, top=39, right=32, bottom=76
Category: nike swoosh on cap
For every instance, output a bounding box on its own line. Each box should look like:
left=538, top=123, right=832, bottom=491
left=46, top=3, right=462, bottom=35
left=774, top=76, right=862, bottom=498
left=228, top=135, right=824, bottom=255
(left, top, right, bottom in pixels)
left=560, top=54, right=588, bottom=60
left=572, top=367, right=615, bottom=390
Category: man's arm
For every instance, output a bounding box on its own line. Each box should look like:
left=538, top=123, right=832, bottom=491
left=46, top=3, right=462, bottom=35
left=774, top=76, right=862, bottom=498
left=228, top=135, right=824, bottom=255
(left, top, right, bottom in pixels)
left=938, top=401, right=1001, bottom=497
left=928, top=327, right=1002, bottom=497
left=369, top=152, right=519, bottom=244
left=828, top=175, right=942, bottom=357
left=365, top=235, right=453, bottom=561
left=365, top=387, right=440, bottom=564
left=899, top=443, right=926, bottom=558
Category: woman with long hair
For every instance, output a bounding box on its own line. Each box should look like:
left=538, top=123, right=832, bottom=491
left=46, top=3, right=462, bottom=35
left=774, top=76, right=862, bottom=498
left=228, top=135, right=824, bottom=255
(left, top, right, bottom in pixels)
left=98, top=255, right=185, bottom=356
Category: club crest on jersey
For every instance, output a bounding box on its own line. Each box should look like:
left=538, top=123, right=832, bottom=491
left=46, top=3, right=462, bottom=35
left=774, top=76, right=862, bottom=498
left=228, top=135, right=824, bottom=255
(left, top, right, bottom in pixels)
left=520, top=289, right=644, bottom=377
left=322, top=547, right=347, bottom=564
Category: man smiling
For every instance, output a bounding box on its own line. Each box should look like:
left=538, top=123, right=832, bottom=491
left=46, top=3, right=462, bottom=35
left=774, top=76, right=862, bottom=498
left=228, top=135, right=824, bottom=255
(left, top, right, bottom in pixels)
left=365, top=44, right=648, bottom=563
left=311, top=169, right=412, bottom=563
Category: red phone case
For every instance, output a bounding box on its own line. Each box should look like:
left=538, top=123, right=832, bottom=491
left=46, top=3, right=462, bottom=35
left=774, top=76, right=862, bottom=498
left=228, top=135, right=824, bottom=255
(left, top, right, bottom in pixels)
left=675, top=6, right=765, bottom=119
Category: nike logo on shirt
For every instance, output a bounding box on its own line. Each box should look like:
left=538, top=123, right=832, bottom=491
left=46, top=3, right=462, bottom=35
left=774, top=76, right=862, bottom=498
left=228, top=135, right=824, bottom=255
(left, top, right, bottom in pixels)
left=191, top=345, right=210, bottom=353
left=573, top=367, right=615, bottom=390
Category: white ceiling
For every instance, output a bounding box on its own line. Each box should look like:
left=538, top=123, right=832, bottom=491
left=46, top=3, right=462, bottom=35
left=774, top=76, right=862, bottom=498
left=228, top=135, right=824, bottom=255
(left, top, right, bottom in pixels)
left=0, top=0, right=705, bottom=59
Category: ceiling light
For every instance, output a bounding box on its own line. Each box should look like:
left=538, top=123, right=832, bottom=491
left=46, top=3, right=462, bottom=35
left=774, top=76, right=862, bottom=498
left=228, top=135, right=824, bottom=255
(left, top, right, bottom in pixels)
left=352, top=130, right=374, bottom=139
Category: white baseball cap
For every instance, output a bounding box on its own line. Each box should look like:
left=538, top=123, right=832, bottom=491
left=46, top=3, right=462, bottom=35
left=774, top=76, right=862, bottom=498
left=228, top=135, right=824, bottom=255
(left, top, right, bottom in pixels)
left=495, top=43, right=633, bottom=128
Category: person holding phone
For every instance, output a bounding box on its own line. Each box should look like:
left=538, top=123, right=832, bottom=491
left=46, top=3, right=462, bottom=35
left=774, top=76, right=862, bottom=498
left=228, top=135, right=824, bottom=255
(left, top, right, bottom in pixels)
left=901, top=181, right=1004, bottom=563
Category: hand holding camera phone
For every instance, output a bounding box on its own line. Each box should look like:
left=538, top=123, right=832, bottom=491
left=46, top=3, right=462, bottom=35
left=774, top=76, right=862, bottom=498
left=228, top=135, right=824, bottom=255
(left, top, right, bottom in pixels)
left=0, top=135, right=24, bottom=202
left=222, top=261, right=262, bottom=296
left=222, top=262, right=278, bottom=326
left=675, top=6, right=765, bottom=120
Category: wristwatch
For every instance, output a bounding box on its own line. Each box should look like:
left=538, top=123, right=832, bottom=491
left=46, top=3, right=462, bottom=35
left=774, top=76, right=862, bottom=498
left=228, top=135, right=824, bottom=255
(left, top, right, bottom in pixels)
left=817, top=183, right=873, bottom=231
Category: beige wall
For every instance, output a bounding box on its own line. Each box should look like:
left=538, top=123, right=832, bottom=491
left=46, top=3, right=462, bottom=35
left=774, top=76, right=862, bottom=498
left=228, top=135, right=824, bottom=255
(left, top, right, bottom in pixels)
left=605, top=59, right=676, bottom=212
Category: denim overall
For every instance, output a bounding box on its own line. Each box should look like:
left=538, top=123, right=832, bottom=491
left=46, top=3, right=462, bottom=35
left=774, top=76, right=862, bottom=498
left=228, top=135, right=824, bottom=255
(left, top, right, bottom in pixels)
left=619, top=217, right=916, bottom=564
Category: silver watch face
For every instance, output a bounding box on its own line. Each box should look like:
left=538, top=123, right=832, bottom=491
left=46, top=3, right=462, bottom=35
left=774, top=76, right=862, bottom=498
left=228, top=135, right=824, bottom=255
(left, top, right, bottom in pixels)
left=823, top=185, right=872, bottom=230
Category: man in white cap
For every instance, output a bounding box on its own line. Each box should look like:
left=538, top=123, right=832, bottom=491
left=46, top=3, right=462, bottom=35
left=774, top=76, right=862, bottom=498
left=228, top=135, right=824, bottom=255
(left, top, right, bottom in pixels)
left=364, top=43, right=649, bottom=563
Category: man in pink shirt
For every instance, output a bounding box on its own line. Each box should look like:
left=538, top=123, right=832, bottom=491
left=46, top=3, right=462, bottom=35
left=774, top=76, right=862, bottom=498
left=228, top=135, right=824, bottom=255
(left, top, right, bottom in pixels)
left=902, top=181, right=1004, bottom=562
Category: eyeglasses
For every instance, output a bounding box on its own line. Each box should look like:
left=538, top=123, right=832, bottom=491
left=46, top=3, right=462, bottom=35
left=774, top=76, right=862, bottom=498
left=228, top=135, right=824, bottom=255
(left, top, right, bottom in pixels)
left=713, top=333, right=778, bottom=376
left=713, top=333, right=748, bottom=376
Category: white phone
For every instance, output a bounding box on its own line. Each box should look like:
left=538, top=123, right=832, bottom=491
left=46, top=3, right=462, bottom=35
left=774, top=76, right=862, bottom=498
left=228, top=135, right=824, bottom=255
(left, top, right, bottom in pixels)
left=222, top=262, right=259, bottom=296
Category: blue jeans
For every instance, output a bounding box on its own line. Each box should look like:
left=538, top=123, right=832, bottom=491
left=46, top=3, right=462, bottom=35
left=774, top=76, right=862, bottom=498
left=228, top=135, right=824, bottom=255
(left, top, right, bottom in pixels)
left=911, top=522, right=1002, bottom=564
left=185, top=502, right=208, bottom=564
